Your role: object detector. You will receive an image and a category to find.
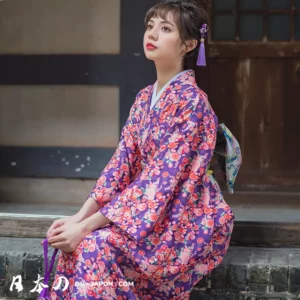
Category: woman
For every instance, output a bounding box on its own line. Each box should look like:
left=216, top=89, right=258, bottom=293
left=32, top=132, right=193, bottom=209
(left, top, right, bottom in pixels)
left=46, top=1, right=238, bottom=299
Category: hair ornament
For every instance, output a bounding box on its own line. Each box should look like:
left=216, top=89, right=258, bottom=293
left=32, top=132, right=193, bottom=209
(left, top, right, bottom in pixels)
left=197, top=23, right=209, bottom=66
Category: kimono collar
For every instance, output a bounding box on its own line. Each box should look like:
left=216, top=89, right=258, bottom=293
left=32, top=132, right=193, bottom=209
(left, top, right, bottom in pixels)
left=179, top=69, right=196, bottom=79
left=151, top=69, right=197, bottom=94
left=172, top=69, right=197, bottom=87
left=146, top=69, right=198, bottom=114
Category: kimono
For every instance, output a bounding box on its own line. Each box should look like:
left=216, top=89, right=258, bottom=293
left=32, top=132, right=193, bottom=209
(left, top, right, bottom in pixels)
left=50, top=69, right=241, bottom=300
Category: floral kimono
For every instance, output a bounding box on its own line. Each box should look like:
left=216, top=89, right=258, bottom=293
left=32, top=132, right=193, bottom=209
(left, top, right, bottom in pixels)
left=50, top=69, right=241, bottom=300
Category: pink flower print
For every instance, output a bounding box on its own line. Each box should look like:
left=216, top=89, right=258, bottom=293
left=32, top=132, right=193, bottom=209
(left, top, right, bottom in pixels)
left=179, top=247, right=192, bottom=265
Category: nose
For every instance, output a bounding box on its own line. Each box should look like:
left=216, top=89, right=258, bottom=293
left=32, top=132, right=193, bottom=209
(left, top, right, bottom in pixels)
left=148, top=27, right=158, bottom=41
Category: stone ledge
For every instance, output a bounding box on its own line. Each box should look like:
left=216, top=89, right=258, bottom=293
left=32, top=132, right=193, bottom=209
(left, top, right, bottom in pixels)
left=190, top=289, right=299, bottom=300
left=194, top=247, right=300, bottom=299
left=0, top=237, right=56, bottom=299
left=1, top=238, right=300, bottom=299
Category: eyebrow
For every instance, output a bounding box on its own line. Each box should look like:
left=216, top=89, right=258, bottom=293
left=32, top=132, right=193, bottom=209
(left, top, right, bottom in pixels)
left=148, top=19, right=175, bottom=27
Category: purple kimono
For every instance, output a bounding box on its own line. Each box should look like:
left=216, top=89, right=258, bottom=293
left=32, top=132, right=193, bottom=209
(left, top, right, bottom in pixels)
left=50, top=70, right=235, bottom=300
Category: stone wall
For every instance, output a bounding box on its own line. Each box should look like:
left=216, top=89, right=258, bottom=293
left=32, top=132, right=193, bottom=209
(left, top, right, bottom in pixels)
left=0, top=238, right=300, bottom=299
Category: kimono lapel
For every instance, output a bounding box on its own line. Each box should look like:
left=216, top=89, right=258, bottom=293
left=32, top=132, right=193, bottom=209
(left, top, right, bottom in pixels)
left=145, top=69, right=197, bottom=117
left=138, top=70, right=197, bottom=164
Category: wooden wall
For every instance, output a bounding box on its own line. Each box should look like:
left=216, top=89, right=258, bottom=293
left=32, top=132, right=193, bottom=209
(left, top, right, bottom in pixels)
left=198, top=0, right=300, bottom=191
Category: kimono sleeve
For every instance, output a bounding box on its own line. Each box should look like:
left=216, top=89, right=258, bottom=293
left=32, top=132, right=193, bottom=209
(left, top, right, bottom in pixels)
left=99, top=89, right=218, bottom=242
left=87, top=92, right=142, bottom=208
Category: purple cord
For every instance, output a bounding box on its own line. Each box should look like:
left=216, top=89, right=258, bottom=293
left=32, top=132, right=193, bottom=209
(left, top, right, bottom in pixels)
left=38, top=239, right=58, bottom=300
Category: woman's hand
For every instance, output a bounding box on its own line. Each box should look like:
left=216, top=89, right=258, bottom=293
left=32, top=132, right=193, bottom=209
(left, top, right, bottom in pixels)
left=45, top=214, right=82, bottom=241
left=47, top=222, right=87, bottom=252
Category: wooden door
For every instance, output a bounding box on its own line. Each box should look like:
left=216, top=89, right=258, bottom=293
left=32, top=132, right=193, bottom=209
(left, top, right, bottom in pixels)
left=198, top=0, right=300, bottom=192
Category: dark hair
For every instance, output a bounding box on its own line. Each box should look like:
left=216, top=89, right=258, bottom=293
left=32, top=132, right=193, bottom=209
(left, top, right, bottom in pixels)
left=144, top=0, right=208, bottom=70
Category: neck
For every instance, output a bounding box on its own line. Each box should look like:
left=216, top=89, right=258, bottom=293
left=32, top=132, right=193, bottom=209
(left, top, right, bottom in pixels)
left=155, top=63, right=184, bottom=95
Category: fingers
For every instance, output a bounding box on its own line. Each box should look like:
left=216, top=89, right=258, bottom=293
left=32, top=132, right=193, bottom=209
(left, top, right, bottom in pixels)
left=47, top=227, right=61, bottom=241
left=49, top=239, right=73, bottom=253
left=43, top=219, right=64, bottom=244
left=50, top=226, right=65, bottom=239
left=47, top=219, right=64, bottom=238
left=49, top=241, right=65, bottom=250
left=47, top=229, right=56, bottom=239
left=47, top=223, right=56, bottom=238
left=48, top=233, right=64, bottom=244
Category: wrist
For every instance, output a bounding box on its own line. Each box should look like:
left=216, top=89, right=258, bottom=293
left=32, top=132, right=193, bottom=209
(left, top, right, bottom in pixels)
left=79, top=219, right=92, bottom=236
left=74, top=212, right=84, bottom=222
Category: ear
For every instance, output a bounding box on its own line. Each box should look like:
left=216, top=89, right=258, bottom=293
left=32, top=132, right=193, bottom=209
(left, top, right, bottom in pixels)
left=185, top=39, right=198, bottom=53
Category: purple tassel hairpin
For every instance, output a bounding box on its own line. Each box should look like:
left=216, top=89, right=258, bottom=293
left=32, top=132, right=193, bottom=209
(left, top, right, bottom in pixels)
left=197, top=24, right=209, bottom=67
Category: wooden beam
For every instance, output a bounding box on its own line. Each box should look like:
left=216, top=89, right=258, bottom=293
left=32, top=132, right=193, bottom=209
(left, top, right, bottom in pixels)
left=231, top=221, right=300, bottom=248
left=208, top=43, right=300, bottom=58
left=0, top=214, right=57, bottom=239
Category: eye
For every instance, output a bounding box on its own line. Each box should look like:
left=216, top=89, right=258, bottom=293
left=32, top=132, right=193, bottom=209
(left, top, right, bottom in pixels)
left=147, top=24, right=153, bottom=30
left=162, top=26, right=171, bottom=32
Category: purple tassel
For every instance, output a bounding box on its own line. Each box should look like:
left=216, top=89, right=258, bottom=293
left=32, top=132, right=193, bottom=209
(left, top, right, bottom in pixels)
left=197, top=24, right=209, bottom=67
left=197, top=38, right=206, bottom=67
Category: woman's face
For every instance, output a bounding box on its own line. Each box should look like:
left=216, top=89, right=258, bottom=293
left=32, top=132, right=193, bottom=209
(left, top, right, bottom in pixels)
left=143, top=12, right=187, bottom=65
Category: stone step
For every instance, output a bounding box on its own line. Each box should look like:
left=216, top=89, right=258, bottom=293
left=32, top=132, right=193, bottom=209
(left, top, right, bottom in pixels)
left=0, top=237, right=300, bottom=299
left=0, top=297, right=26, bottom=300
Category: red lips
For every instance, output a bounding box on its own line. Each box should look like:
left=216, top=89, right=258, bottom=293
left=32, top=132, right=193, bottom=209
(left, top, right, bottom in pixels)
left=146, top=43, right=157, bottom=50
